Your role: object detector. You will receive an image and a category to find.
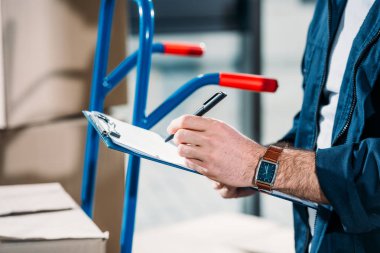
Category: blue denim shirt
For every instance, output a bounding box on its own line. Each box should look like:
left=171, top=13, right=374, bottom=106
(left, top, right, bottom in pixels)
left=281, top=0, right=380, bottom=252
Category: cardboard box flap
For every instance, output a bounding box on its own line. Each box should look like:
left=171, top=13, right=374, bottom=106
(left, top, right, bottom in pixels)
left=0, top=183, right=77, bottom=216
left=0, top=209, right=108, bottom=241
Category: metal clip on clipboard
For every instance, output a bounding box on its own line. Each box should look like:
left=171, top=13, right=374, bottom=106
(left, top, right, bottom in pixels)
left=90, top=113, right=121, bottom=139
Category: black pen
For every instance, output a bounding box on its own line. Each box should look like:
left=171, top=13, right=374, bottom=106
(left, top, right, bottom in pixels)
left=165, top=91, right=227, bottom=142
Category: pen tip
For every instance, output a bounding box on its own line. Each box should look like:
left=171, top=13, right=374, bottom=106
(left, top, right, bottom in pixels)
left=164, top=135, right=173, bottom=143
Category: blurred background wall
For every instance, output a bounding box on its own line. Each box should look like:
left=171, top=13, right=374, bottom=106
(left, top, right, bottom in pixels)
left=120, top=0, right=316, bottom=235
left=0, top=0, right=316, bottom=252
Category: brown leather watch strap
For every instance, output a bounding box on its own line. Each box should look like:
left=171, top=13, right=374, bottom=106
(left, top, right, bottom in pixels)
left=263, top=145, right=283, bottom=163
left=256, top=181, right=272, bottom=192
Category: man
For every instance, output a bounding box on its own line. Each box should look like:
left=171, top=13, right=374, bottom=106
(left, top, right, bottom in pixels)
left=167, top=0, right=379, bottom=252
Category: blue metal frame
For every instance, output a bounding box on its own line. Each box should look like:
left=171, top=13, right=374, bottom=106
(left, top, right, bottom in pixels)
left=119, top=0, right=154, bottom=252
left=82, top=0, right=225, bottom=252
left=81, top=1, right=182, bottom=217
left=81, top=0, right=116, bottom=217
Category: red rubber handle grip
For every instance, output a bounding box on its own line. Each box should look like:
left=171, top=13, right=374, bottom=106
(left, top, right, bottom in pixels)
left=219, top=72, right=278, bottom=92
left=163, top=42, right=205, bottom=57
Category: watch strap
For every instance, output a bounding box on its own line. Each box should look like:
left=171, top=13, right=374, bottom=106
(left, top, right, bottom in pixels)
left=256, top=181, right=272, bottom=191
left=262, top=145, right=283, bottom=163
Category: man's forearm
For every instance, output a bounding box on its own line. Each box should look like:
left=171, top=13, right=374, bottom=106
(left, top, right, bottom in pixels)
left=272, top=148, right=329, bottom=204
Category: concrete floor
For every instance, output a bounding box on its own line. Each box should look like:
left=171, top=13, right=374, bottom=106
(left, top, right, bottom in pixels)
left=134, top=213, right=294, bottom=253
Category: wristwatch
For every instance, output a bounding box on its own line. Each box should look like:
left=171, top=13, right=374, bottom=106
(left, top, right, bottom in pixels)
left=253, top=145, right=284, bottom=192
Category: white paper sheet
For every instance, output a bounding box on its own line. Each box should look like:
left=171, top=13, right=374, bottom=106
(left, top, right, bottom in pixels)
left=89, top=112, right=188, bottom=168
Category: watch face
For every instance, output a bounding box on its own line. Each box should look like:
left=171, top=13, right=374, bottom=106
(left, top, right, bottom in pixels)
left=257, top=161, right=277, bottom=184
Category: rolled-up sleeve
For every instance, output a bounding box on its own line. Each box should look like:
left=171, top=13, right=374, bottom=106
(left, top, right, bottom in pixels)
left=316, top=138, right=380, bottom=233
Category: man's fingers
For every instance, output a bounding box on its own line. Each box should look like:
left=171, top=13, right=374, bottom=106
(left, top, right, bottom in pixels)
left=177, top=144, right=204, bottom=161
left=167, top=115, right=212, bottom=134
left=217, top=185, right=257, bottom=199
left=219, top=185, right=236, bottom=198
left=212, top=181, right=224, bottom=190
left=173, top=129, right=205, bottom=146
left=184, top=158, right=208, bottom=174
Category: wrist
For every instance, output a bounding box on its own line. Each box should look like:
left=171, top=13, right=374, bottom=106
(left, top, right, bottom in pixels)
left=252, top=145, right=285, bottom=191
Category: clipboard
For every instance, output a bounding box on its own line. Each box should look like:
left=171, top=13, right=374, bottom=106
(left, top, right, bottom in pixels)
left=84, top=110, right=323, bottom=210
left=83, top=111, right=195, bottom=174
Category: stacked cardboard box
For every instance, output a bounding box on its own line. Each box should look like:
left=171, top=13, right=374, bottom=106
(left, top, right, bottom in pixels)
left=0, top=183, right=109, bottom=253
left=0, top=0, right=127, bottom=128
left=0, top=1, right=128, bottom=252
left=0, top=118, right=125, bottom=253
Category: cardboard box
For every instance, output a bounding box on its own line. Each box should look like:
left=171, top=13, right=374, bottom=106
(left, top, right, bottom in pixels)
left=0, top=183, right=108, bottom=253
left=0, top=118, right=125, bottom=253
left=0, top=0, right=127, bottom=129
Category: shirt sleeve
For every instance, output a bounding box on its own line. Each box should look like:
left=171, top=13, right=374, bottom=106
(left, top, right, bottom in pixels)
left=316, top=138, right=380, bottom=233
left=278, top=111, right=301, bottom=144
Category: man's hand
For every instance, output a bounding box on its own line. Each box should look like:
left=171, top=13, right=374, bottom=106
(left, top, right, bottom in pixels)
left=213, top=181, right=256, bottom=199
left=167, top=115, right=266, bottom=187
left=168, top=114, right=329, bottom=204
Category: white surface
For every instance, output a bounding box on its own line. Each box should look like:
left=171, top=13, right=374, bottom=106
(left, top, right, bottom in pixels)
left=134, top=213, right=294, bottom=253
left=0, top=183, right=77, bottom=216
left=0, top=209, right=108, bottom=241
left=317, top=0, right=375, bottom=149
